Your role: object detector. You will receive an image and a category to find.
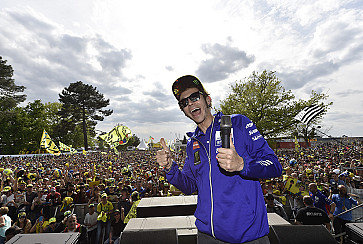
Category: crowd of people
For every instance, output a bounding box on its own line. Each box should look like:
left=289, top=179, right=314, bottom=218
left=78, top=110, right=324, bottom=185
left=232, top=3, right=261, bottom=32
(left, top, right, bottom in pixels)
left=0, top=138, right=361, bottom=243
left=265, top=139, right=363, bottom=243
left=0, top=150, right=181, bottom=243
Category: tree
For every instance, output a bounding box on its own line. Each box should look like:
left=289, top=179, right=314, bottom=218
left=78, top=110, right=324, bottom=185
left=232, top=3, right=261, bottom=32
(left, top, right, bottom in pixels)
left=219, top=70, right=332, bottom=139
left=58, top=81, right=113, bottom=150
left=0, top=56, right=27, bottom=154
left=23, top=100, right=63, bottom=152
left=0, top=56, right=26, bottom=113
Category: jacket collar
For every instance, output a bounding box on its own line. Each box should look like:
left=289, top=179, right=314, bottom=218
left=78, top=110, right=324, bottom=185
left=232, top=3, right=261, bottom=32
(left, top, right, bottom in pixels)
left=187, top=111, right=224, bottom=139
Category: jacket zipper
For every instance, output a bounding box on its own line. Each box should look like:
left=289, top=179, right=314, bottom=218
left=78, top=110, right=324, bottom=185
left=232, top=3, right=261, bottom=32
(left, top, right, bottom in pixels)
left=192, top=116, right=216, bottom=238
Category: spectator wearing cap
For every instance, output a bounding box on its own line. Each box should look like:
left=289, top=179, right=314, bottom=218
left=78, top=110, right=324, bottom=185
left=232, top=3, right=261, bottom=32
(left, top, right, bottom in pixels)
left=23, top=184, right=37, bottom=214
left=117, top=188, right=131, bottom=217
left=53, top=210, right=72, bottom=233
left=43, top=187, right=61, bottom=220
left=1, top=187, right=17, bottom=222
left=44, top=217, right=58, bottom=233
left=330, top=171, right=345, bottom=192
left=13, top=211, right=31, bottom=233
left=96, top=193, right=113, bottom=243
left=16, top=181, right=26, bottom=193
left=62, top=183, right=76, bottom=201
left=107, top=184, right=118, bottom=202
left=84, top=203, right=98, bottom=244
left=295, top=196, right=331, bottom=230
left=104, top=209, right=125, bottom=244
left=31, top=188, right=46, bottom=222
left=265, top=194, right=288, bottom=221
left=62, top=214, right=88, bottom=244
left=0, top=207, right=12, bottom=244
left=46, top=187, right=61, bottom=206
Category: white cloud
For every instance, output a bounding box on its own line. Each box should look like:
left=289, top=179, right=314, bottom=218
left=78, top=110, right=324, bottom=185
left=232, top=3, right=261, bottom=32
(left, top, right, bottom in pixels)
left=0, top=0, right=363, bottom=142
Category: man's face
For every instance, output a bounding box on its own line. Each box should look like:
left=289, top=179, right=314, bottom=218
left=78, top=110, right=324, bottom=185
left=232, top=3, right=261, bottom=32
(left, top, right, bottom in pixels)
left=89, top=206, right=95, bottom=214
left=308, top=184, right=317, bottom=193
left=179, top=88, right=211, bottom=126
left=67, top=215, right=77, bottom=230
left=339, top=186, right=347, bottom=195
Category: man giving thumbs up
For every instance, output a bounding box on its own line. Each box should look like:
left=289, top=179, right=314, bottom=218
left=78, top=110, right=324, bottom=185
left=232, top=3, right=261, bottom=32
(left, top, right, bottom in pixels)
left=156, top=75, right=282, bottom=244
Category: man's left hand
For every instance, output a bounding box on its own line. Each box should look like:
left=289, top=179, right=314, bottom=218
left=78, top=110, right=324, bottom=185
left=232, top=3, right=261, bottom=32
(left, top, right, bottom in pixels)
left=217, top=135, right=244, bottom=172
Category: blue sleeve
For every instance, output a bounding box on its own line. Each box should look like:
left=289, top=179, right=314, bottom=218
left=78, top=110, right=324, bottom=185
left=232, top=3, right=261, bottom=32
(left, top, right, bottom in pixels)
left=165, top=152, right=197, bottom=195
left=322, top=192, right=333, bottom=205
left=233, top=115, right=282, bottom=179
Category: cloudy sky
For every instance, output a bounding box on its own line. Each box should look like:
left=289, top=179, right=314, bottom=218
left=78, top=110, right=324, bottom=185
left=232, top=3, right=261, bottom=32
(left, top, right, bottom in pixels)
left=1, top=0, right=363, bottom=143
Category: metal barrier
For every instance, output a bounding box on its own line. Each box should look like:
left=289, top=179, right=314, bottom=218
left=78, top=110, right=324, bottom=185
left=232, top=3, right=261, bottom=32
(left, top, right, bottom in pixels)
left=73, top=202, right=119, bottom=224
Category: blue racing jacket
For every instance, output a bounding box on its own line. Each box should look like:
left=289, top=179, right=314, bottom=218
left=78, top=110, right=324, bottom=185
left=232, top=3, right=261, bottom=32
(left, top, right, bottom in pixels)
left=166, top=112, right=282, bottom=243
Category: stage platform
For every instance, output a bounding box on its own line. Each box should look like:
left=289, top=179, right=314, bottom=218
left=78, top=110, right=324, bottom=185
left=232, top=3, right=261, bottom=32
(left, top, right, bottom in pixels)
left=137, top=195, right=197, bottom=218
left=122, top=213, right=290, bottom=244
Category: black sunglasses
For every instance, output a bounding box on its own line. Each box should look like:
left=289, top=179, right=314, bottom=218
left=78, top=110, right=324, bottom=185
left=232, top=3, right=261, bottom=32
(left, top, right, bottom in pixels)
left=179, top=91, right=203, bottom=108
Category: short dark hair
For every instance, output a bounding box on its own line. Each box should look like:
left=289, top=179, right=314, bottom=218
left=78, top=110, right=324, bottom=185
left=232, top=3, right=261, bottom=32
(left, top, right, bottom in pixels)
left=303, top=196, right=314, bottom=206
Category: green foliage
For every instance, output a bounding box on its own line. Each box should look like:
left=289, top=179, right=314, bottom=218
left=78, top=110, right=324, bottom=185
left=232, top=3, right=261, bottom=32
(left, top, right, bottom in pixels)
left=219, top=70, right=332, bottom=139
left=0, top=56, right=26, bottom=113
left=58, top=81, right=113, bottom=150
left=0, top=57, right=27, bottom=154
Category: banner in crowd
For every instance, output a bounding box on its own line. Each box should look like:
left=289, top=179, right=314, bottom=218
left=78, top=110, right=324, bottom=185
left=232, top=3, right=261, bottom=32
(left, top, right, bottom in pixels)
left=59, top=141, right=76, bottom=154
left=284, top=176, right=299, bottom=194
left=40, top=130, right=61, bottom=156
left=294, top=136, right=300, bottom=152
left=99, top=125, right=132, bottom=149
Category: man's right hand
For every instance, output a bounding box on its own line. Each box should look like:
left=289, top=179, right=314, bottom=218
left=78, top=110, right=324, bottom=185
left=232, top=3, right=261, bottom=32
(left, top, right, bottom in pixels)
left=156, top=138, right=172, bottom=170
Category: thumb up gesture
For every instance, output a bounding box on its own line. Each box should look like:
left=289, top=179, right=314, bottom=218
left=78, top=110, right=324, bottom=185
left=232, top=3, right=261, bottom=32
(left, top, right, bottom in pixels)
left=156, top=138, right=172, bottom=170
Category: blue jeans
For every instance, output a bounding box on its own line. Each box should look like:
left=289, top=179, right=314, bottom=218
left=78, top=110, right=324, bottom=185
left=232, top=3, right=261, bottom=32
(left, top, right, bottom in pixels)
left=0, top=236, right=5, bottom=244
left=96, top=220, right=111, bottom=243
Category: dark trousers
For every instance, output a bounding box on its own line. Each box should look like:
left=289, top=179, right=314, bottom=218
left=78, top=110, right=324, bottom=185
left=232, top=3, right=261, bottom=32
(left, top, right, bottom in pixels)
left=197, top=231, right=270, bottom=244
left=333, top=217, right=350, bottom=234
left=87, top=228, right=97, bottom=244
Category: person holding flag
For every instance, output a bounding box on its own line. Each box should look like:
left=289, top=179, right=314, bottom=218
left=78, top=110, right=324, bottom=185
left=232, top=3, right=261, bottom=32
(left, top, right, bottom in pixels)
left=156, top=75, right=282, bottom=244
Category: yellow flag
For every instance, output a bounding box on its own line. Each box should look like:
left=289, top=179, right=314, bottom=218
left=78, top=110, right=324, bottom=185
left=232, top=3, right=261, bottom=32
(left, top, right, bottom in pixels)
left=40, top=130, right=60, bottom=156
left=82, top=150, right=87, bottom=155
left=99, top=125, right=132, bottom=149
left=59, top=141, right=77, bottom=154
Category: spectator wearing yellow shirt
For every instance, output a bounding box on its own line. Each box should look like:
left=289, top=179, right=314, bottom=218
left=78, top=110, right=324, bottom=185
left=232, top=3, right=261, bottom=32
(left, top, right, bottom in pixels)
left=29, top=216, right=49, bottom=233
left=96, top=193, right=113, bottom=243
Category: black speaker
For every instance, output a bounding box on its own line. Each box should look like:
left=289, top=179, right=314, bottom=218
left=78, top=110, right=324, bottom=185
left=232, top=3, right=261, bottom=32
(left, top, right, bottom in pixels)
left=268, top=225, right=338, bottom=244
left=120, top=228, right=179, bottom=244
left=6, top=233, right=80, bottom=244
left=346, top=223, right=363, bottom=244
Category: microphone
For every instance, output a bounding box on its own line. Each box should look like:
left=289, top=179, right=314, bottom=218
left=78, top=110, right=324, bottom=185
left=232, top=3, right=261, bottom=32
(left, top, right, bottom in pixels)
left=220, top=115, right=232, bottom=148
